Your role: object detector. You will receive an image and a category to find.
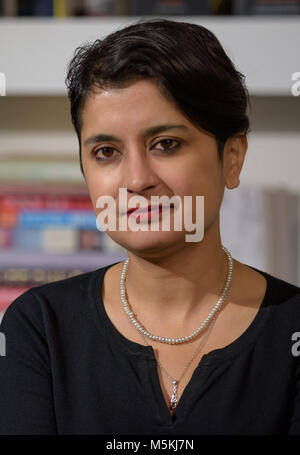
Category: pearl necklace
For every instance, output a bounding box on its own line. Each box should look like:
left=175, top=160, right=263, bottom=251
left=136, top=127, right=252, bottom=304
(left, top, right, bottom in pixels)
left=120, top=245, right=233, bottom=345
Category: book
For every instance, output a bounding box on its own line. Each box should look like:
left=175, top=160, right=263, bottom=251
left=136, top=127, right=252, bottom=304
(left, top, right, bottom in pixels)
left=0, top=266, right=87, bottom=287
left=17, top=0, right=36, bottom=16
left=0, top=192, right=93, bottom=225
left=83, top=0, right=115, bottom=16
left=233, top=0, right=300, bottom=14
left=127, top=0, right=211, bottom=15
left=0, top=187, right=94, bottom=233
left=18, top=210, right=98, bottom=230
left=0, top=182, right=125, bottom=254
left=53, top=0, right=66, bottom=17
left=0, top=228, right=13, bottom=248
left=67, top=0, right=125, bottom=16
left=0, top=182, right=89, bottom=197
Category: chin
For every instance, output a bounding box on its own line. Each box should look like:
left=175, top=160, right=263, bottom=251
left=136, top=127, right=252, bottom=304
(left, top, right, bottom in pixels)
left=108, top=230, right=186, bottom=256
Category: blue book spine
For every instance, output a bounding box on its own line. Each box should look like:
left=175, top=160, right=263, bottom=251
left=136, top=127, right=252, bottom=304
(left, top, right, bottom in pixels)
left=34, top=0, right=53, bottom=16
left=18, top=210, right=98, bottom=230
left=14, top=227, right=42, bottom=250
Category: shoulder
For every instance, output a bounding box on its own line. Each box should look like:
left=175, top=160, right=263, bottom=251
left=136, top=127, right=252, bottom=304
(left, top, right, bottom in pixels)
left=240, top=257, right=300, bottom=301
left=0, top=261, right=121, bottom=331
left=253, top=266, right=300, bottom=302
left=248, top=264, right=300, bottom=326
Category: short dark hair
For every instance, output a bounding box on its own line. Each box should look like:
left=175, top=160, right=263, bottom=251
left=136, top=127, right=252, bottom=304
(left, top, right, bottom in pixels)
left=65, top=18, right=251, bottom=177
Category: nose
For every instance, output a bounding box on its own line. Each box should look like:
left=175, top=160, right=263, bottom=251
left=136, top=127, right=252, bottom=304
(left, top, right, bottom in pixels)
left=122, top=148, right=158, bottom=195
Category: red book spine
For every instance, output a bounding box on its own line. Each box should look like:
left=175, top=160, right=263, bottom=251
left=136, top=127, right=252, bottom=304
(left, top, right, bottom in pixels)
left=0, top=193, right=94, bottom=228
left=1, top=193, right=93, bottom=210
left=0, top=285, right=32, bottom=312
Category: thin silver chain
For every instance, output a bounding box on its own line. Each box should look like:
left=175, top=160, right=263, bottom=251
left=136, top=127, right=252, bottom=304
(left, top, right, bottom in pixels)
left=120, top=245, right=233, bottom=409
left=139, top=311, right=218, bottom=384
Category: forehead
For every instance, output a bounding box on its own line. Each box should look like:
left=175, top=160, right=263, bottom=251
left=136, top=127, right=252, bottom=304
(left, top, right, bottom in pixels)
left=80, top=79, right=188, bottom=130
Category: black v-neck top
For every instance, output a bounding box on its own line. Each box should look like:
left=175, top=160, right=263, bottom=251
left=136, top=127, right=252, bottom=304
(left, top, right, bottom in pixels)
left=0, top=261, right=300, bottom=435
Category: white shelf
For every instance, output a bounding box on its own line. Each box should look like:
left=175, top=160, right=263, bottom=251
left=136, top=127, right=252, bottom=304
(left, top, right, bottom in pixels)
left=0, top=16, right=299, bottom=95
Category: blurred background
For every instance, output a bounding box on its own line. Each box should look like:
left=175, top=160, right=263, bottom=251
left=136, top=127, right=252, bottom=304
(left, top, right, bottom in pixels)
left=0, top=0, right=300, bottom=320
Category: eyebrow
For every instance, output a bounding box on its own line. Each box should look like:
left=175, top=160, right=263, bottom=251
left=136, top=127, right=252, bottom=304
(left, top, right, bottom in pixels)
left=83, top=124, right=189, bottom=147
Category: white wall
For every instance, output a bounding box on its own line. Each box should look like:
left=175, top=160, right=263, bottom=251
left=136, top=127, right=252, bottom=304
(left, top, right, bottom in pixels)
left=0, top=17, right=300, bottom=95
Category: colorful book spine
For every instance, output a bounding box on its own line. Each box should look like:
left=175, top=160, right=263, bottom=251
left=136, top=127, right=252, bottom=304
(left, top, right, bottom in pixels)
left=0, top=227, right=104, bottom=252
left=232, top=0, right=300, bottom=14
left=0, top=191, right=94, bottom=229
left=127, top=0, right=211, bottom=15
left=18, top=210, right=97, bottom=230
left=0, top=266, right=86, bottom=287
left=53, top=0, right=66, bottom=17
left=0, top=185, right=107, bottom=253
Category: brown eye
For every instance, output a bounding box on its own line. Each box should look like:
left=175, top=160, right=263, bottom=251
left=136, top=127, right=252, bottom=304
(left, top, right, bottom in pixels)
left=93, top=147, right=117, bottom=161
left=153, top=139, right=180, bottom=153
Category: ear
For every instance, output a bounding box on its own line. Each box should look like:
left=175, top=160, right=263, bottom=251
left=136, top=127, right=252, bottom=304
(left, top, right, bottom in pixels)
left=222, top=134, right=248, bottom=190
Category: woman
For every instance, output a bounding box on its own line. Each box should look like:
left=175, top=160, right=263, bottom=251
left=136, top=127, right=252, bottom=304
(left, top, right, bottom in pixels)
left=0, top=18, right=300, bottom=435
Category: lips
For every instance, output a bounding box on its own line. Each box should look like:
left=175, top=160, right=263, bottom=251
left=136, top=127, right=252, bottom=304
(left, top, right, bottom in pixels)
left=127, top=205, right=160, bottom=215
left=127, top=203, right=174, bottom=215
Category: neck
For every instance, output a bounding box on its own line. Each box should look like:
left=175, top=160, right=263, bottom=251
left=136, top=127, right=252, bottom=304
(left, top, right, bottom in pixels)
left=124, top=226, right=230, bottom=322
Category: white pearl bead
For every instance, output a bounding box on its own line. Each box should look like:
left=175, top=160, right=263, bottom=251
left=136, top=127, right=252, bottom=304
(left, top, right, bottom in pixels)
left=120, top=246, right=233, bottom=345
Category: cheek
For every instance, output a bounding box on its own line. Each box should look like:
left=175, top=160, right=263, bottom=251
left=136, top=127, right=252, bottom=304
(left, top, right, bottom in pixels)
left=85, top=171, right=116, bottom=212
left=179, top=162, right=223, bottom=221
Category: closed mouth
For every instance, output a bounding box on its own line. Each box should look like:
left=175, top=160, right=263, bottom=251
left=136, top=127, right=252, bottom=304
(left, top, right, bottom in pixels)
left=127, top=203, right=174, bottom=215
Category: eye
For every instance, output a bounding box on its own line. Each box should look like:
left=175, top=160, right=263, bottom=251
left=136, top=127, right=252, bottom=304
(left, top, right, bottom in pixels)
left=152, top=138, right=180, bottom=153
left=92, top=147, right=118, bottom=162
left=91, top=138, right=180, bottom=162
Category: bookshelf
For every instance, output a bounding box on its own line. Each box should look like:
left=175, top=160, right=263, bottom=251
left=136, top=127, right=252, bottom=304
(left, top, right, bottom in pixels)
left=0, top=249, right=126, bottom=269
left=0, top=15, right=300, bottom=318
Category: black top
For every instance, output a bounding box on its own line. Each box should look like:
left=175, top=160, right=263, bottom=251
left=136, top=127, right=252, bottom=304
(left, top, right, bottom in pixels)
left=0, top=261, right=300, bottom=435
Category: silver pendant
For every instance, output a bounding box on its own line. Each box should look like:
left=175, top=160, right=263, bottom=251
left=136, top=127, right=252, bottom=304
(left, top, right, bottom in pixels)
left=170, top=380, right=178, bottom=410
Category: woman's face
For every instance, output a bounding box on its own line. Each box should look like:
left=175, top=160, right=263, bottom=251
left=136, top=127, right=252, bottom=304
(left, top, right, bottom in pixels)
left=80, top=79, right=242, bottom=257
